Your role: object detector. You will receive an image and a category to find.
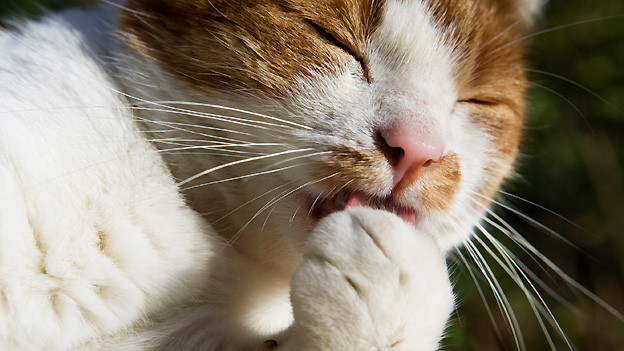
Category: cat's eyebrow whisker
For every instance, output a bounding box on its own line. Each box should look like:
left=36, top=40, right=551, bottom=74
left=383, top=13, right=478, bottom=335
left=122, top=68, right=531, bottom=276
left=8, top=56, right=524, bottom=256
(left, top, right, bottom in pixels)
left=101, top=0, right=157, bottom=19
left=487, top=14, right=624, bottom=58
left=475, top=66, right=621, bottom=114
left=526, top=81, right=594, bottom=133
left=474, top=225, right=566, bottom=351
left=463, top=239, right=525, bottom=351
left=478, top=19, right=522, bottom=51
left=527, top=69, right=620, bottom=114
left=135, top=100, right=312, bottom=131
left=177, top=148, right=314, bottom=187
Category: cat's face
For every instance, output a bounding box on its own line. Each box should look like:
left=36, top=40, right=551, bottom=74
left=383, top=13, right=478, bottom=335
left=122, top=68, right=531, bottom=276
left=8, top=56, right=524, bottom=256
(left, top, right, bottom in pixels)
left=121, top=0, right=531, bottom=254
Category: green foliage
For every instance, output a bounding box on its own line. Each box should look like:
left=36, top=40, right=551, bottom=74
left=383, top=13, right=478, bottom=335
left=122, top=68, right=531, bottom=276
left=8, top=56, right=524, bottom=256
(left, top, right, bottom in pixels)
left=451, top=1, right=624, bottom=349
left=0, top=0, right=95, bottom=20
left=1, top=0, right=622, bottom=349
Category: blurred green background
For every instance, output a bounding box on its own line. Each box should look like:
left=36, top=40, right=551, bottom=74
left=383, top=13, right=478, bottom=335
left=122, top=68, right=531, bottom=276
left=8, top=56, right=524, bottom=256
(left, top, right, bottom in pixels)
left=1, top=0, right=622, bottom=350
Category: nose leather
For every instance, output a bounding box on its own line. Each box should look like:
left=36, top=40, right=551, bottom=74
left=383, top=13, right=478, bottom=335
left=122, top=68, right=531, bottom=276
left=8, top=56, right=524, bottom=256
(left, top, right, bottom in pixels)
left=381, top=130, right=444, bottom=187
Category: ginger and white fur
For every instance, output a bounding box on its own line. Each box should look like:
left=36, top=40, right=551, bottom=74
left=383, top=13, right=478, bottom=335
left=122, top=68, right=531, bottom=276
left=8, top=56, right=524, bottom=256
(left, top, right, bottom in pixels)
left=0, top=0, right=540, bottom=349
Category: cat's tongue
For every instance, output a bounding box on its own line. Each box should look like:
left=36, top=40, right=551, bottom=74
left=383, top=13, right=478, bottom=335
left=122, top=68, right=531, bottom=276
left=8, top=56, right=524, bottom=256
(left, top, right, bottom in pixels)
left=344, top=191, right=416, bottom=225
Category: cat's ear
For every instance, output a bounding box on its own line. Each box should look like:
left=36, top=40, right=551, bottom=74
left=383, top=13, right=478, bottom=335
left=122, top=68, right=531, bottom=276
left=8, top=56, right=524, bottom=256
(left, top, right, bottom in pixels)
left=495, top=0, right=546, bottom=28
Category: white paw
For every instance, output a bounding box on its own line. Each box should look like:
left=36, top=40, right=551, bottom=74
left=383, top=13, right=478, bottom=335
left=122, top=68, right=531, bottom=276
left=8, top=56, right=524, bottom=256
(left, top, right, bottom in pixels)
left=288, top=207, right=454, bottom=351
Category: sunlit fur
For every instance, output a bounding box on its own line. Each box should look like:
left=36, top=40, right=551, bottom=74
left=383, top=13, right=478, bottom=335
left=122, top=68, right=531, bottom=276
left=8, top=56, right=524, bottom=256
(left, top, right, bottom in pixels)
left=0, top=0, right=548, bottom=349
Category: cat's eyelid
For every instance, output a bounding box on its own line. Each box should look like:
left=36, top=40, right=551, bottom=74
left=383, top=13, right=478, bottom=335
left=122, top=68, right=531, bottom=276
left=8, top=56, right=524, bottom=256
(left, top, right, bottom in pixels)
left=305, top=19, right=371, bottom=83
left=457, top=98, right=497, bottom=106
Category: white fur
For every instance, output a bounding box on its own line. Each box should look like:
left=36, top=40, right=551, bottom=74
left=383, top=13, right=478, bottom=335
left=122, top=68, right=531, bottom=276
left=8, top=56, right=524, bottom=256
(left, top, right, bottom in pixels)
left=0, top=0, right=512, bottom=349
left=0, top=7, right=213, bottom=349
left=280, top=0, right=492, bottom=250
left=285, top=208, right=453, bottom=350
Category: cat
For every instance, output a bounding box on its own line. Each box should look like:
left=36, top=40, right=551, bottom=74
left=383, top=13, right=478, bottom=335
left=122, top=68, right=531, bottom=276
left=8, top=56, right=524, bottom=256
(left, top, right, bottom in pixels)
left=0, top=0, right=545, bottom=349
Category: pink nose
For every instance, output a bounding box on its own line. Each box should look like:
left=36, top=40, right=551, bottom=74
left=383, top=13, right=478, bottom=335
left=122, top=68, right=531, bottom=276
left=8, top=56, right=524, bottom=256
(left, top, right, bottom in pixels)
left=381, top=131, right=444, bottom=187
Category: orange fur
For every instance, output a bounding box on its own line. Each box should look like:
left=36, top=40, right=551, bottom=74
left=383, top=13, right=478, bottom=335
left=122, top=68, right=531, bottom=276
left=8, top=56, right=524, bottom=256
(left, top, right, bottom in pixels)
left=122, top=0, right=528, bottom=214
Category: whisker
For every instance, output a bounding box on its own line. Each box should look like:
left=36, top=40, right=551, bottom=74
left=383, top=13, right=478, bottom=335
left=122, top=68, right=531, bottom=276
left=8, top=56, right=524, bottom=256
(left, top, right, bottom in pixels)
left=474, top=225, right=566, bottom=350
left=180, top=164, right=303, bottom=192
left=481, top=216, right=585, bottom=317
left=472, top=66, right=621, bottom=114
left=526, top=81, right=594, bottom=133
left=139, top=100, right=312, bottom=130
left=525, top=68, right=622, bottom=114
left=463, top=239, right=525, bottom=350
left=131, top=106, right=275, bottom=131
left=496, top=190, right=588, bottom=234
left=479, top=19, right=522, bottom=50
left=133, top=114, right=243, bottom=142
left=232, top=172, right=340, bottom=243
left=475, top=196, right=624, bottom=321
left=260, top=151, right=332, bottom=171
left=176, top=148, right=313, bottom=187
left=487, top=14, right=624, bottom=57
left=211, top=183, right=291, bottom=226
left=453, top=248, right=506, bottom=343
left=155, top=142, right=288, bottom=154
left=142, top=118, right=254, bottom=138
left=473, top=192, right=581, bottom=252
left=508, top=228, right=624, bottom=320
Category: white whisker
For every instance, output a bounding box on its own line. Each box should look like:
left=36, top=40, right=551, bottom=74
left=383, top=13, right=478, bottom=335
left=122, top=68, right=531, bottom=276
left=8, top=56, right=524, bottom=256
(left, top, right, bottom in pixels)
left=463, top=239, right=525, bottom=350
left=176, top=148, right=313, bottom=187
left=473, top=192, right=581, bottom=251
left=131, top=106, right=276, bottom=131
left=180, top=164, right=303, bottom=192
left=139, top=100, right=312, bottom=130
left=155, top=142, right=287, bottom=153
left=232, top=172, right=340, bottom=242
left=454, top=248, right=506, bottom=342
left=474, top=196, right=624, bottom=322
left=487, top=14, right=624, bottom=57
left=497, top=190, right=588, bottom=233
left=474, top=225, right=565, bottom=350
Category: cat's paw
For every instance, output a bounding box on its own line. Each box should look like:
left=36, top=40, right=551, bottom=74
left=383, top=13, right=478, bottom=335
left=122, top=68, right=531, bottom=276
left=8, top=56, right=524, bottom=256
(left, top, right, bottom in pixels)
left=287, top=207, right=454, bottom=351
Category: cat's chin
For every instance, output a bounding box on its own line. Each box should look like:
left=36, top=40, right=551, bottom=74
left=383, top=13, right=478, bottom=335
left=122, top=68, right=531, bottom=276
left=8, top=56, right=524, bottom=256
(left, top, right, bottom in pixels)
left=311, top=190, right=417, bottom=225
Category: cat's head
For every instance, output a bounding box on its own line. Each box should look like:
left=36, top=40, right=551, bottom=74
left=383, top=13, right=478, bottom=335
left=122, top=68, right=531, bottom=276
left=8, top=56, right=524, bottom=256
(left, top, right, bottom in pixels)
left=119, top=0, right=539, bottom=255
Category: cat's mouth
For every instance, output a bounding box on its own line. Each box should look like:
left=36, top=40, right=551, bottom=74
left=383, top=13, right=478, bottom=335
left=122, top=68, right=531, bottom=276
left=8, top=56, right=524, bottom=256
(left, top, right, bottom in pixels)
left=312, top=190, right=416, bottom=225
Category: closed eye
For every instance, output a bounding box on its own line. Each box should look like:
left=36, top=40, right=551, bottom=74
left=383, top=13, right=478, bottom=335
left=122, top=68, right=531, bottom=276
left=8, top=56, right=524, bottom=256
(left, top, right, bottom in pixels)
left=458, top=98, right=497, bottom=106
left=306, top=19, right=370, bottom=82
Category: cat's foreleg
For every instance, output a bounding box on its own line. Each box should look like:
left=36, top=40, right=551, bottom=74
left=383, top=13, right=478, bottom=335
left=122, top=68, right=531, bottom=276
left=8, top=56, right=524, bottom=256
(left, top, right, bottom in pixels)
left=279, top=207, right=454, bottom=350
